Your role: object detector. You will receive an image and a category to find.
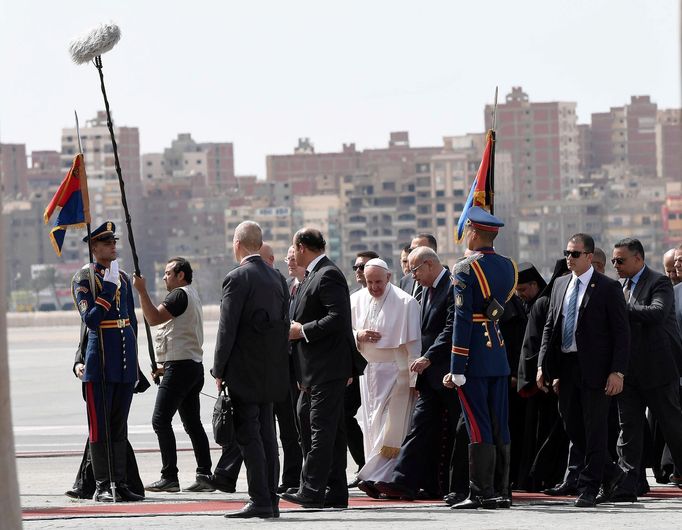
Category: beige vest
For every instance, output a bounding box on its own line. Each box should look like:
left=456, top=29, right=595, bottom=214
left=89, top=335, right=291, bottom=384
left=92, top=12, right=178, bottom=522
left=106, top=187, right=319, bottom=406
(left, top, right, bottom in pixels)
left=154, top=285, right=203, bottom=363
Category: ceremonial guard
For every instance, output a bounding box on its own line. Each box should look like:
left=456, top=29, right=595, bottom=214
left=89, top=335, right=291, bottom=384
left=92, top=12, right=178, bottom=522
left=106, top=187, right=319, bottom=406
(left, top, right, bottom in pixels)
left=71, top=221, right=142, bottom=502
left=444, top=206, right=517, bottom=509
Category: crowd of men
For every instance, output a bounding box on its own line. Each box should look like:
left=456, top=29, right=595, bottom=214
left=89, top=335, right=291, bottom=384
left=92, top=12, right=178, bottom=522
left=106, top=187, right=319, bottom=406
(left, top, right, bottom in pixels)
left=68, top=211, right=682, bottom=517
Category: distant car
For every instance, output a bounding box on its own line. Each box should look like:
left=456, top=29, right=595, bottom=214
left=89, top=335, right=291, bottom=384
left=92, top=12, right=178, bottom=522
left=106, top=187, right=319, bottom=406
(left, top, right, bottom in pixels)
left=62, top=302, right=76, bottom=311
left=38, top=303, right=57, bottom=312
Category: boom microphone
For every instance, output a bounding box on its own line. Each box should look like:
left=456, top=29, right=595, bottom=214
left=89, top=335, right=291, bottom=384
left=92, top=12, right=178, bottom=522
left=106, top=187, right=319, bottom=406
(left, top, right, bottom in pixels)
left=68, top=23, right=121, bottom=64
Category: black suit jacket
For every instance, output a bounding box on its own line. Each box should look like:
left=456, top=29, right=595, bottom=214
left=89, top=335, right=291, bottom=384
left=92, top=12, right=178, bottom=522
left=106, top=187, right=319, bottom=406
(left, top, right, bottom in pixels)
left=291, top=255, right=363, bottom=387
left=399, top=274, right=420, bottom=297
left=214, top=256, right=290, bottom=403
left=624, top=266, right=682, bottom=388
left=538, top=269, right=630, bottom=389
left=417, top=270, right=455, bottom=392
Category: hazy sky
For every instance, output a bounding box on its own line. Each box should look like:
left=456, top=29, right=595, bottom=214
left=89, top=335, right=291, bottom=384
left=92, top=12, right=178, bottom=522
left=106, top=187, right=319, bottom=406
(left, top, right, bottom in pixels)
left=1, top=0, right=679, bottom=177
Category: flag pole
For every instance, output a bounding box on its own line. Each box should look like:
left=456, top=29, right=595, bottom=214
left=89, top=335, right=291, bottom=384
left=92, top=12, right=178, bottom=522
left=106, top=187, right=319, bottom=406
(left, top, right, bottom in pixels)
left=488, top=87, right=498, bottom=215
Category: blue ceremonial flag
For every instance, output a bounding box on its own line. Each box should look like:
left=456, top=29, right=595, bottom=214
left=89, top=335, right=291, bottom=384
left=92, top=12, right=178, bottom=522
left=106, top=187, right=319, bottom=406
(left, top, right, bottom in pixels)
left=43, top=153, right=91, bottom=256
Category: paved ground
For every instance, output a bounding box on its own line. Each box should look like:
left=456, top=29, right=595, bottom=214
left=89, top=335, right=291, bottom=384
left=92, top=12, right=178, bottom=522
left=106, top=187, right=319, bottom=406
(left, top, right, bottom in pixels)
left=10, top=325, right=682, bottom=528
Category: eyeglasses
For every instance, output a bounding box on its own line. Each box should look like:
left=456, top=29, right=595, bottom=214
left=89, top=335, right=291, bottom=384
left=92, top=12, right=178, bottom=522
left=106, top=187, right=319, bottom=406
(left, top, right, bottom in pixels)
left=611, top=257, right=627, bottom=265
left=563, top=250, right=590, bottom=259
left=284, top=257, right=296, bottom=263
left=352, top=264, right=365, bottom=272
left=409, top=262, right=426, bottom=274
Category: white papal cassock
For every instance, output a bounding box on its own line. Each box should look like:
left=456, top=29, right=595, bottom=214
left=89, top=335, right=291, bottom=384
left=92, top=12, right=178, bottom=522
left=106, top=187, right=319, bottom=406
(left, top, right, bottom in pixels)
left=351, top=283, right=422, bottom=483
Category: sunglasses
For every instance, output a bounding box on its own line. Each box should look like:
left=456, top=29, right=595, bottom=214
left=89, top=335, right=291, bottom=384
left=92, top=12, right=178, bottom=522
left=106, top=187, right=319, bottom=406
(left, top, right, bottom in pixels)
left=563, top=250, right=590, bottom=259
left=611, top=257, right=627, bottom=265
left=352, top=264, right=365, bottom=272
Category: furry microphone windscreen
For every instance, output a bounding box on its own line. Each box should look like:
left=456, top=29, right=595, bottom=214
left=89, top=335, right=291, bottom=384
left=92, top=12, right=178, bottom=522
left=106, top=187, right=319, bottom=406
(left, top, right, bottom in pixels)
left=69, top=23, right=121, bottom=64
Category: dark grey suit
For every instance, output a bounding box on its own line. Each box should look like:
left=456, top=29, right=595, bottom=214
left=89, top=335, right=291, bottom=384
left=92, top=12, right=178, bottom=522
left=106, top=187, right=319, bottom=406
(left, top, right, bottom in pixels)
left=616, top=266, right=682, bottom=496
left=214, top=255, right=290, bottom=510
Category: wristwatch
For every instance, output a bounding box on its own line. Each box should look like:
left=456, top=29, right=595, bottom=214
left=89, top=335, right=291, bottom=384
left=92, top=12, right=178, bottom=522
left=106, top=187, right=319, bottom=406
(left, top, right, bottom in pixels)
left=614, top=372, right=624, bottom=379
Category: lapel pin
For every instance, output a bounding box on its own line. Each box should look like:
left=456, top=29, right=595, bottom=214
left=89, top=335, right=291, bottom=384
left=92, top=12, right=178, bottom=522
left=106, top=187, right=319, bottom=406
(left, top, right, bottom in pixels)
left=591, top=283, right=595, bottom=288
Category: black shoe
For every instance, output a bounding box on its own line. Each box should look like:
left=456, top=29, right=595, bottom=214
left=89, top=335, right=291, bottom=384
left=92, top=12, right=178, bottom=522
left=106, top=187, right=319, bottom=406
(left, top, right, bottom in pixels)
left=374, top=481, right=416, bottom=501
left=280, top=491, right=325, bottom=508
left=145, top=477, right=180, bottom=493
left=277, top=483, right=299, bottom=494
left=451, top=495, right=497, bottom=510
left=93, top=483, right=121, bottom=503
left=324, top=497, right=349, bottom=508
left=285, top=486, right=299, bottom=494
left=444, top=492, right=468, bottom=506
left=224, top=501, right=274, bottom=519
left=415, top=489, right=440, bottom=500
left=117, top=483, right=145, bottom=502
left=65, top=488, right=88, bottom=499
left=184, top=480, right=215, bottom=493
left=357, top=481, right=382, bottom=499
left=574, top=492, right=596, bottom=507
left=495, top=497, right=512, bottom=509
left=543, top=482, right=579, bottom=496
left=597, top=487, right=637, bottom=504
left=347, top=476, right=361, bottom=489
left=196, top=474, right=236, bottom=493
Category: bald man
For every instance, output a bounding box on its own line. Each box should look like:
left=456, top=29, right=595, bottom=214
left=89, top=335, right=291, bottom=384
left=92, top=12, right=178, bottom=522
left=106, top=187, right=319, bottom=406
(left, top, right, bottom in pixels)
left=259, top=243, right=275, bottom=267
left=663, top=249, right=679, bottom=285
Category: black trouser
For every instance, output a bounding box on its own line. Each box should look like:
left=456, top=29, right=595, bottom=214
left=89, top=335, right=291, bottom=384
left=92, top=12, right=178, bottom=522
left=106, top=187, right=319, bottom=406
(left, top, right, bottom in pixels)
left=297, top=379, right=348, bottom=501
left=151, top=360, right=212, bottom=479
left=344, top=376, right=365, bottom=471
left=215, top=443, right=242, bottom=486
left=617, top=379, right=682, bottom=495
left=273, top=377, right=302, bottom=486
left=392, top=383, right=461, bottom=494
left=231, top=398, right=279, bottom=508
left=557, top=355, right=620, bottom=495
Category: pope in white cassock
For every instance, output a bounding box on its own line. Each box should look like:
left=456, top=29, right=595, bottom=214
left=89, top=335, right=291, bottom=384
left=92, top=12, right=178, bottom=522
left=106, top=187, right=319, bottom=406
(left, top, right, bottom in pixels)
left=350, top=258, right=422, bottom=497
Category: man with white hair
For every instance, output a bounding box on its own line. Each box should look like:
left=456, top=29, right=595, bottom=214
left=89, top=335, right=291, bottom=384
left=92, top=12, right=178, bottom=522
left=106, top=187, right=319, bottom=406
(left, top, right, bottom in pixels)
left=350, top=258, right=422, bottom=498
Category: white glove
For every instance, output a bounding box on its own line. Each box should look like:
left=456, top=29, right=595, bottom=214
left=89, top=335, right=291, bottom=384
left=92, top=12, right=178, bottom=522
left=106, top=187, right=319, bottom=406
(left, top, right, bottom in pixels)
left=452, top=374, right=466, bottom=387
left=103, top=259, right=119, bottom=286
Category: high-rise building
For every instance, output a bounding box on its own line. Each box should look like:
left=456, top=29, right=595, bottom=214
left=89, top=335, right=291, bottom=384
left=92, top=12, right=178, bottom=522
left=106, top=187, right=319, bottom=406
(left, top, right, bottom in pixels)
left=0, top=143, right=28, bottom=198
left=142, top=133, right=235, bottom=190
left=26, top=150, right=61, bottom=191
left=590, top=96, right=658, bottom=176
left=656, top=109, right=682, bottom=180
left=60, top=111, right=141, bottom=249
left=485, top=87, right=580, bottom=203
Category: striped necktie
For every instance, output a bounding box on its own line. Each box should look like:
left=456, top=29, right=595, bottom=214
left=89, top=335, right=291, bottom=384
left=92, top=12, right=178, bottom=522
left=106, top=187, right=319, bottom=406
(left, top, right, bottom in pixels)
left=562, top=277, right=580, bottom=351
left=623, top=278, right=632, bottom=302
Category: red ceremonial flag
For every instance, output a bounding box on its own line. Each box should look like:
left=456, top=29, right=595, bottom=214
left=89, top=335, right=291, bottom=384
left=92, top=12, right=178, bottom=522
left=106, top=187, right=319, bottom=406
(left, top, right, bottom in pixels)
left=456, top=131, right=495, bottom=242
left=43, top=153, right=91, bottom=256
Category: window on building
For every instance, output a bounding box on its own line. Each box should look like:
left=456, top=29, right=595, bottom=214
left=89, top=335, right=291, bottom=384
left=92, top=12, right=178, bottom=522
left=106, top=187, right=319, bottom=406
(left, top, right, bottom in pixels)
left=436, top=203, right=446, bottom=212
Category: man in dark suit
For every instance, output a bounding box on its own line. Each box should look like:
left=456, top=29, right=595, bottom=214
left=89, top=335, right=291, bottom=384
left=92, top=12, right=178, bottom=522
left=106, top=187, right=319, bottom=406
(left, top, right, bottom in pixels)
left=604, top=238, right=682, bottom=501
left=214, top=221, right=290, bottom=519
left=399, top=234, right=438, bottom=301
left=375, top=246, right=460, bottom=500
left=281, top=228, right=362, bottom=509
left=537, top=233, right=630, bottom=507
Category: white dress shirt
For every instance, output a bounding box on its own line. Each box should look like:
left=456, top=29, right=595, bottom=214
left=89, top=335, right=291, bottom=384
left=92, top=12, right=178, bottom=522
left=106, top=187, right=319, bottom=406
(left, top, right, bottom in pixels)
left=561, top=266, right=594, bottom=353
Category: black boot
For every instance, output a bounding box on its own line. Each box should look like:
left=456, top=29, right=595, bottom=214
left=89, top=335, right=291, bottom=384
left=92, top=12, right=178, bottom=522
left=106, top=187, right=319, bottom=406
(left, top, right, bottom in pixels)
left=493, top=444, right=512, bottom=508
left=113, top=441, right=144, bottom=502
left=452, top=443, right=497, bottom=510
left=90, top=442, right=120, bottom=502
